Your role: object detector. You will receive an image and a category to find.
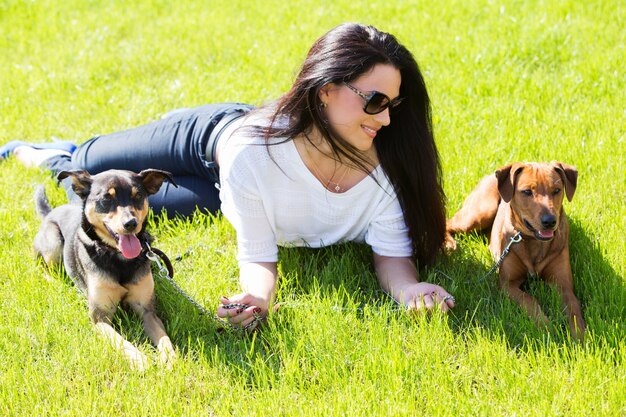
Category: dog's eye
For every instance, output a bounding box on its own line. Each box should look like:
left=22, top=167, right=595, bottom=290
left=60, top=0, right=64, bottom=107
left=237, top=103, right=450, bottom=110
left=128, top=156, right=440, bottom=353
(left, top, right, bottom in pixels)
left=133, top=192, right=145, bottom=201
left=96, top=196, right=114, bottom=212
left=521, top=189, right=533, bottom=196
left=553, top=188, right=561, bottom=195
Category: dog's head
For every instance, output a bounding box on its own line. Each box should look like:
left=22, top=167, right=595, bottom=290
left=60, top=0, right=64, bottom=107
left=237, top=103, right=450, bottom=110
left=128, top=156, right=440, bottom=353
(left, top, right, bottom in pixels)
left=57, top=169, right=176, bottom=258
left=495, top=161, right=577, bottom=241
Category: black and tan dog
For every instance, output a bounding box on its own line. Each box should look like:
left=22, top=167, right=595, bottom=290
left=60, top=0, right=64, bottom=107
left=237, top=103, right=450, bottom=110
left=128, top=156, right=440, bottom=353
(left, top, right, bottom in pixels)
left=34, top=169, right=178, bottom=370
left=445, top=161, right=585, bottom=340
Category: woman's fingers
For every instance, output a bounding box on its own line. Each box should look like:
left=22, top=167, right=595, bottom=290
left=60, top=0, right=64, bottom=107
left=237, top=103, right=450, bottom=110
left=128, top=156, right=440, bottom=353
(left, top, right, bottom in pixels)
left=220, top=294, right=252, bottom=307
left=408, top=291, right=455, bottom=313
left=240, top=306, right=263, bottom=329
left=440, top=293, right=456, bottom=310
left=432, top=291, right=456, bottom=312
left=217, top=295, right=265, bottom=330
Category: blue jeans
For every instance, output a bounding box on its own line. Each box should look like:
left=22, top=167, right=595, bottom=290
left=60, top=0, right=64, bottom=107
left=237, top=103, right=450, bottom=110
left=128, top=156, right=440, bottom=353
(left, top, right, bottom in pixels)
left=43, top=103, right=254, bottom=217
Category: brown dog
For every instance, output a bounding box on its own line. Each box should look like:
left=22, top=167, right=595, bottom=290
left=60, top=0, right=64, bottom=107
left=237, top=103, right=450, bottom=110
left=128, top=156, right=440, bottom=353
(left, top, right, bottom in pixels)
left=34, top=169, right=178, bottom=370
left=445, top=161, right=585, bottom=339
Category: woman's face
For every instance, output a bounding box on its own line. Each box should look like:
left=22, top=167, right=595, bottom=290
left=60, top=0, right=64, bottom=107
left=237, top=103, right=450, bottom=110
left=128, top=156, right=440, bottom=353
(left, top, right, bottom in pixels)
left=319, top=63, right=401, bottom=152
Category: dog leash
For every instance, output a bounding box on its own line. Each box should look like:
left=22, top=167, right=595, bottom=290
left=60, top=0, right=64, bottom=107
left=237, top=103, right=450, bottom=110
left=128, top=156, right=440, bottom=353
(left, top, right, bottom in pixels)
left=145, top=245, right=175, bottom=278
left=478, top=231, right=523, bottom=282
left=144, top=243, right=262, bottom=333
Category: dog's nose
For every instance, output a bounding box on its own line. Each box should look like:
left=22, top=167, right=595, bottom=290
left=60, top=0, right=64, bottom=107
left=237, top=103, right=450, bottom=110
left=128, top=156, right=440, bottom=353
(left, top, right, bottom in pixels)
left=541, top=214, right=557, bottom=229
left=123, top=218, right=138, bottom=231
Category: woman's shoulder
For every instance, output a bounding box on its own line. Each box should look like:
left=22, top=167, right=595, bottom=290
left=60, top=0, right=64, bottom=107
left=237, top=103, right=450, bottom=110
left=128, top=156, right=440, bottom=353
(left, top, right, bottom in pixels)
left=219, top=116, right=292, bottom=171
left=224, top=108, right=290, bottom=143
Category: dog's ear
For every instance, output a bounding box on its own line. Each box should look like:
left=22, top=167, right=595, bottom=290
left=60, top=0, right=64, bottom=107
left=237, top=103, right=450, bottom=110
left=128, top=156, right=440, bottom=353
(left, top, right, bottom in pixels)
left=57, top=170, right=93, bottom=200
left=552, top=161, right=578, bottom=201
left=138, top=169, right=178, bottom=195
left=495, top=163, right=524, bottom=203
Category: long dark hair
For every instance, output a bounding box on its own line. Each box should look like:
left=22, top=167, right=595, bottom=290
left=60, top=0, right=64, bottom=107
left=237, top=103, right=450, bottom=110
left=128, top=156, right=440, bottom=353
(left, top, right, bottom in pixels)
left=257, top=23, right=446, bottom=266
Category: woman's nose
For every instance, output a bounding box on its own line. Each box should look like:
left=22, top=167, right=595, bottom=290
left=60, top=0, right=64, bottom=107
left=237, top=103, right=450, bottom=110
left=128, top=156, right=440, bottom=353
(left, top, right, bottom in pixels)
left=374, top=108, right=391, bottom=126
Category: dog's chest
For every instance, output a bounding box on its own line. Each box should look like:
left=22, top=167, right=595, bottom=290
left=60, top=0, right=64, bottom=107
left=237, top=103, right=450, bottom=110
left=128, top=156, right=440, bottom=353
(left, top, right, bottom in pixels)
left=512, top=240, right=562, bottom=276
left=85, top=243, right=150, bottom=285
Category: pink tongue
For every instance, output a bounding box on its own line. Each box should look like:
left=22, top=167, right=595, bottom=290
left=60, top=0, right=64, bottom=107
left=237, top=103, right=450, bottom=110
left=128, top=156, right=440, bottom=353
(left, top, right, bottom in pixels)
left=538, top=230, right=554, bottom=239
left=118, top=234, right=142, bottom=259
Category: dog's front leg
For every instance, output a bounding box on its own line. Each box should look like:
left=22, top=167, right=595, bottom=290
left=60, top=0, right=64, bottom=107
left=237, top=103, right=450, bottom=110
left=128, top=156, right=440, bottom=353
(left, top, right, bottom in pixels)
left=499, top=258, right=550, bottom=328
left=94, top=321, right=150, bottom=371
left=558, top=287, right=585, bottom=341
left=139, top=306, right=176, bottom=369
left=89, top=285, right=149, bottom=371
left=125, top=276, right=177, bottom=369
left=543, top=251, right=586, bottom=341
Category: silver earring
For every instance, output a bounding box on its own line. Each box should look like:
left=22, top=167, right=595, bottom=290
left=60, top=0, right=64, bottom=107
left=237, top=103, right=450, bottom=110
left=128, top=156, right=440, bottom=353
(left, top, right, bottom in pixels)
left=320, top=102, right=327, bottom=108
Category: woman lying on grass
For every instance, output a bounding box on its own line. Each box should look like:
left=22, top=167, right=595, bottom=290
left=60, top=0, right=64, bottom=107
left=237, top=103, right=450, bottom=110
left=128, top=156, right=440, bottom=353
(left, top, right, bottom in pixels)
left=3, top=22, right=455, bottom=330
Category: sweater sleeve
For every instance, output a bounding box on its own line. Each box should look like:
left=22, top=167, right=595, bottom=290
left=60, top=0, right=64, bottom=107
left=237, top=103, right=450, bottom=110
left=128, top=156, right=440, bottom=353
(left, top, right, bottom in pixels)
left=365, top=194, right=413, bottom=258
left=219, top=145, right=279, bottom=264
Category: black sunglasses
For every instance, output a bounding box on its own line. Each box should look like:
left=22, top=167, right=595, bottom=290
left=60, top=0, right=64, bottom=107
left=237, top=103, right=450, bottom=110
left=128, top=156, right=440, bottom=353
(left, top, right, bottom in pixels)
left=343, top=81, right=404, bottom=115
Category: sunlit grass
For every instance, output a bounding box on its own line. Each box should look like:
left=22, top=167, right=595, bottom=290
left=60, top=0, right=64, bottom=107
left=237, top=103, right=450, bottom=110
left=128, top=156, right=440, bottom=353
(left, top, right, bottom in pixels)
left=1, top=0, right=624, bottom=415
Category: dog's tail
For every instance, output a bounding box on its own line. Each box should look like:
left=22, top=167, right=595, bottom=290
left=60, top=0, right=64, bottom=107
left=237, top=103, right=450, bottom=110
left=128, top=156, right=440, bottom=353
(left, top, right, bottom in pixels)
left=34, top=185, right=52, bottom=219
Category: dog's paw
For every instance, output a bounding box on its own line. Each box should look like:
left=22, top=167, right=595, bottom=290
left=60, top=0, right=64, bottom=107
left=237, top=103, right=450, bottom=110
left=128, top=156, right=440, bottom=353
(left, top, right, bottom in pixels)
left=443, top=232, right=457, bottom=254
left=125, top=347, right=149, bottom=372
left=157, top=337, right=177, bottom=370
left=122, top=341, right=150, bottom=372
left=159, top=350, right=177, bottom=370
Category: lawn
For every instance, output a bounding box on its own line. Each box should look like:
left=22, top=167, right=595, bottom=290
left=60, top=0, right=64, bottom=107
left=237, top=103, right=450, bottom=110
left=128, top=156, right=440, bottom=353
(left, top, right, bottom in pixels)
left=1, top=0, right=624, bottom=415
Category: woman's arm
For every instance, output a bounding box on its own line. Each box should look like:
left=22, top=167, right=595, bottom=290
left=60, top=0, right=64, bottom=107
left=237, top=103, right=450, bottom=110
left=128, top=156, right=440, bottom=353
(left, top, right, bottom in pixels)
left=373, top=253, right=455, bottom=312
left=239, top=261, right=277, bottom=309
left=216, top=261, right=277, bottom=327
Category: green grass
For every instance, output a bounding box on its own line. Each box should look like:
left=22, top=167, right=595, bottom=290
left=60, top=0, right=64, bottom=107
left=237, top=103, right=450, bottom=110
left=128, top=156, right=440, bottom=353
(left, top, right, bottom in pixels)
left=1, top=0, right=625, bottom=415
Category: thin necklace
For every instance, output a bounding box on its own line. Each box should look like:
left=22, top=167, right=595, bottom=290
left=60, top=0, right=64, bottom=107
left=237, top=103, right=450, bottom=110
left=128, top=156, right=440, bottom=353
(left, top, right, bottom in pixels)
left=303, top=139, right=349, bottom=193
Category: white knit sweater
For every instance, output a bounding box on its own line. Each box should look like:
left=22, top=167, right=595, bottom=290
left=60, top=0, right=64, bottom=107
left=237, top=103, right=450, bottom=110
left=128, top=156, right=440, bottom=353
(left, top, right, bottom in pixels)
left=218, top=120, right=413, bottom=264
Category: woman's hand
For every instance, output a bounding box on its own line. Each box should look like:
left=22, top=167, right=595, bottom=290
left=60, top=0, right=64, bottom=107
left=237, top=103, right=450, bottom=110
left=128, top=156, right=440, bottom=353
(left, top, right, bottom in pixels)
left=216, top=261, right=278, bottom=331
left=398, top=282, right=455, bottom=313
left=216, top=293, right=267, bottom=330
left=373, top=254, right=455, bottom=313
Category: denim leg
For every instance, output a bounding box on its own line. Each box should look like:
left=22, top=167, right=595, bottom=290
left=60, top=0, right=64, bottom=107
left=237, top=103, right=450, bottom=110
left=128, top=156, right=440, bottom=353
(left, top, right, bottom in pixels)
left=71, top=104, right=232, bottom=180
left=42, top=154, right=83, bottom=205
left=42, top=154, right=220, bottom=216
left=148, top=175, right=221, bottom=216
left=41, top=103, right=248, bottom=216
